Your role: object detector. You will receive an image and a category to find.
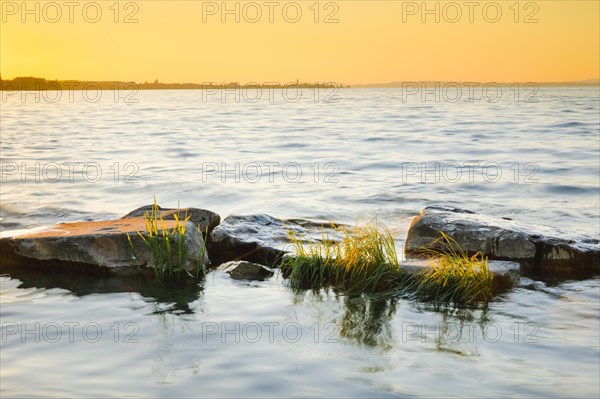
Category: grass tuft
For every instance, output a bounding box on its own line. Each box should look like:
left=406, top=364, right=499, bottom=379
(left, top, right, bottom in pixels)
left=282, top=222, right=493, bottom=305
left=282, top=221, right=401, bottom=294
left=127, top=197, right=206, bottom=282
left=413, top=232, right=493, bottom=304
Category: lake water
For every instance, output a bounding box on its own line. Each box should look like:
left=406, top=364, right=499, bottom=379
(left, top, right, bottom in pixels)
left=1, top=87, right=599, bottom=397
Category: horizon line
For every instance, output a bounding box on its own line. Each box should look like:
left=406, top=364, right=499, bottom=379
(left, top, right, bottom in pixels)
left=1, top=76, right=599, bottom=88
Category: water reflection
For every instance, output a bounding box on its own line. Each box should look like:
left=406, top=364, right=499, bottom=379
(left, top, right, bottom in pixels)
left=0, top=264, right=205, bottom=314
left=291, top=289, right=397, bottom=349
left=340, top=295, right=397, bottom=349
left=292, top=287, right=497, bottom=354
left=409, top=302, right=493, bottom=356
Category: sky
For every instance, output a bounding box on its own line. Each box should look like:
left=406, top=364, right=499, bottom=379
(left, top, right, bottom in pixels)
left=1, top=1, right=598, bottom=85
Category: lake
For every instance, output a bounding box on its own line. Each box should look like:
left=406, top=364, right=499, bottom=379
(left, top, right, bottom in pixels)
left=1, top=87, right=599, bottom=397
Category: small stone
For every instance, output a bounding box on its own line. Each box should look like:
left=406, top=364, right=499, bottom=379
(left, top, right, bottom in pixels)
left=217, top=260, right=274, bottom=281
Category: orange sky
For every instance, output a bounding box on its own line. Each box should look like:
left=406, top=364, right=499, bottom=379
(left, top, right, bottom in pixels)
left=1, top=1, right=598, bottom=84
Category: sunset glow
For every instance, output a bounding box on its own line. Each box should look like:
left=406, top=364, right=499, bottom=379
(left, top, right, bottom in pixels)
left=1, top=1, right=598, bottom=84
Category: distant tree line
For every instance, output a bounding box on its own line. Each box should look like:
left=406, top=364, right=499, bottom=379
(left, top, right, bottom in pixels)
left=0, top=76, right=347, bottom=90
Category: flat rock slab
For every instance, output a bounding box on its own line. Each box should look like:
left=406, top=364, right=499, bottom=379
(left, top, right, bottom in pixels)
left=209, top=214, right=346, bottom=266
left=0, top=217, right=208, bottom=272
left=405, top=206, right=599, bottom=278
left=122, top=205, right=220, bottom=236
left=217, top=260, right=274, bottom=281
left=400, top=259, right=520, bottom=292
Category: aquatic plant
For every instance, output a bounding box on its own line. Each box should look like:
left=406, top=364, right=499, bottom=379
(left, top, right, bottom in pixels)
left=412, top=232, right=493, bottom=304
left=282, top=221, right=401, bottom=294
left=282, top=223, right=493, bottom=305
left=127, top=197, right=206, bottom=282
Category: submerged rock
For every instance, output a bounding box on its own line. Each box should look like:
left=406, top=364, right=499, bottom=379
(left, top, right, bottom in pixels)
left=209, top=214, right=345, bottom=266
left=0, top=217, right=209, bottom=273
left=122, top=205, right=220, bottom=236
left=217, top=260, right=274, bottom=281
left=405, top=206, right=599, bottom=278
left=400, top=259, right=521, bottom=292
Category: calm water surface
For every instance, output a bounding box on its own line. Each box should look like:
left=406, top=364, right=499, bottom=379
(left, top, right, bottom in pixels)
left=1, top=88, right=599, bottom=397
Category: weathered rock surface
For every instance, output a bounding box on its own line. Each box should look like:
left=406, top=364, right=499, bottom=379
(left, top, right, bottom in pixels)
left=405, top=206, right=599, bottom=278
left=0, top=217, right=209, bottom=273
left=217, top=260, right=274, bottom=280
left=122, top=205, right=220, bottom=236
left=400, top=259, right=521, bottom=292
left=209, top=214, right=346, bottom=266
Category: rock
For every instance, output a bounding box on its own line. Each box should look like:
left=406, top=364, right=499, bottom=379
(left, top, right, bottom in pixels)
left=405, top=206, right=599, bottom=278
left=400, top=259, right=520, bottom=292
left=122, top=205, right=220, bottom=236
left=0, top=217, right=209, bottom=273
left=217, top=260, right=274, bottom=280
left=209, top=214, right=346, bottom=266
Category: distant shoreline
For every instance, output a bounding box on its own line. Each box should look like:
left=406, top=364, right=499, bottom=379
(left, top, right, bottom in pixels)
left=0, top=77, right=598, bottom=90
left=351, top=80, right=599, bottom=88
left=0, top=78, right=345, bottom=91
